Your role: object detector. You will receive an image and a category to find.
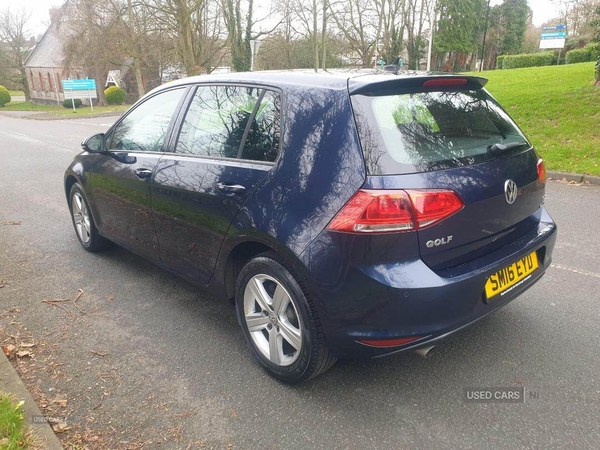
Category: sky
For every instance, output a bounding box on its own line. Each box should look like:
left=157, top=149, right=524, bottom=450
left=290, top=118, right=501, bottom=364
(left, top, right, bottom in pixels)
left=0, top=0, right=563, bottom=37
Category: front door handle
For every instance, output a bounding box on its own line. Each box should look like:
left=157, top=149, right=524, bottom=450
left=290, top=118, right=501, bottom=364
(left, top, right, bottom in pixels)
left=135, top=168, right=153, bottom=180
left=216, top=182, right=246, bottom=195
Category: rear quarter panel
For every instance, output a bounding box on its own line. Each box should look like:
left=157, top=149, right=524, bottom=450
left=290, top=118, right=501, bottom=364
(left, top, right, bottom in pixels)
left=214, top=84, right=366, bottom=295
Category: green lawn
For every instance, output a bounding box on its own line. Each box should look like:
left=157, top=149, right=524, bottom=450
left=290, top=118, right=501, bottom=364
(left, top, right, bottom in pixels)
left=2, top=102, right=57, bottom=112
left=0, top=392, right=34, bottom=449
left=466, top=62, right=599, bottom=175
left=7, top=90, right=25, bottom=97
left=1, top=101, right=129, bottom=117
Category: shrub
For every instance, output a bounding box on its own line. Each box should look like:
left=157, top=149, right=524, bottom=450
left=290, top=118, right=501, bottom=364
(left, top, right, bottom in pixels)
left=566, top=48, right=591, bottom=64
left=585, top=42, right=600, bottom=61
left=104, top=86, right=126, bottom=105
left=0, top=86, right=11, bottom=107
left=502, top=52, right=557, bottom=69
left=62, top=98, right=83, bottom=108
left=496, top=55, right=507, bottom=69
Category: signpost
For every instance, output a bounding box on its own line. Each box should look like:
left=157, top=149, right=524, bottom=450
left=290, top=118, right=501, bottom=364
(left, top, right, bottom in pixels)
left=250, top=40, right=262, bottom=72
left=540, top=25, right=567, bottom=64
left=61, top=79, right=98, bottom=112
left=540, top=25, right=566, bottom=49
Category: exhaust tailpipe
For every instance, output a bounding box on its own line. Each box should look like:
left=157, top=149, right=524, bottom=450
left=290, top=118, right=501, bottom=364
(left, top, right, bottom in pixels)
left=414, top=345, right=437, bottom=359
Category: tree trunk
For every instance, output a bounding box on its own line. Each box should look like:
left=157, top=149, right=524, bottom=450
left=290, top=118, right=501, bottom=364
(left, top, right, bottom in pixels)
left=94, top=65, right=107, bottom=106
left=128, top=0, right=145, bottom=98
left=18, top=64, right=30, bottom=101
left=321, top=0, right=327, bottom=69
left=313, top=0, right=319, bottom=71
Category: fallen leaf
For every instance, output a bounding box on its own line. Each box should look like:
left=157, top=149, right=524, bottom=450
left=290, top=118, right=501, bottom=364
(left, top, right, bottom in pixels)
left=1, top=220, right=21, bottom=225
left=0, top=438, right=8, bottom=446
left=51, top=396, right=68, bottom=408
left=16, top=350, right=31, bottom=358
left=19, top=343, right=35, bottom=348
left=106, top=295, right=114, bottom=301
left=51, top=422, right=70, bottom=433
left=2, top=344, right=17, bottom=358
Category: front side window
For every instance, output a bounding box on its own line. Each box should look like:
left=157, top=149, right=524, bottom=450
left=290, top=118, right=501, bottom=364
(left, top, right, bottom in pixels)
left=110, top=88, right=185, bottom=152
left=176, top=85, right=281, bottom=163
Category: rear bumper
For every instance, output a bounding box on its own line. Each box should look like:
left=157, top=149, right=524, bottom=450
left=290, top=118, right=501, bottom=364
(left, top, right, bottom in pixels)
left=308, top=210, right=557, bottom=359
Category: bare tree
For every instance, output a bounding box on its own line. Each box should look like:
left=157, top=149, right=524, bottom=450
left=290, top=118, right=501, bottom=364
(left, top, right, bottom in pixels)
left=329, top=0, right=381, bottom=68
left=374, top=0, right=406, bottom=63
left=0, top=7, right=33, bottom=100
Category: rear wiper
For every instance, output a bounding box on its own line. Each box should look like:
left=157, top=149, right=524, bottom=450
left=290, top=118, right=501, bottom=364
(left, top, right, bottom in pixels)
left=487, top=141, right=529, bottom=156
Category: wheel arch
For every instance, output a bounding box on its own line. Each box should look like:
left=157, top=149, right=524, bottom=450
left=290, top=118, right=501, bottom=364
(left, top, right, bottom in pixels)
left=220, top=238, right=308, bottom=304
left=64, top=174, right=79, bottom=203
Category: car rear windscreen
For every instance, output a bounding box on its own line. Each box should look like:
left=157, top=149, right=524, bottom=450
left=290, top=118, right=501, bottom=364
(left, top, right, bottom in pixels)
left=351, top=89, right=530, bottom=175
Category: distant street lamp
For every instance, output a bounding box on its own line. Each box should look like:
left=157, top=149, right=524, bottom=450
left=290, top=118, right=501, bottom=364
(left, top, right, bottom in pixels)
left=479, top=0, right=491, bottom=72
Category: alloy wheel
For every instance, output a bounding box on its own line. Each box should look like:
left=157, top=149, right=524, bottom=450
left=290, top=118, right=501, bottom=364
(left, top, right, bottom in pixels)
left=243, top=274, right=303, bottom=366
left=71, top=192, right=91, bottom=244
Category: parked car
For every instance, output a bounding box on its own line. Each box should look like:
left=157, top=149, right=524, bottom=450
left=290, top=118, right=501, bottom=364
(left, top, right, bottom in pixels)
left=65, top=71, right=557, bottom=383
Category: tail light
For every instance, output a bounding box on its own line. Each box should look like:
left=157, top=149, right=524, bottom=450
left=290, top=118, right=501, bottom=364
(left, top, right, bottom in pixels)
left=327, top=189, right=463, bottom=233
left=537, top=158, right=547, bottom=183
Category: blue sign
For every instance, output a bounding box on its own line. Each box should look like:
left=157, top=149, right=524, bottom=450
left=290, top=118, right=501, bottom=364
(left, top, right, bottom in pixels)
left=541, top=32, right=567, bottom=39
left=61, top=79, right=97, bottom=90
left=542, top=25, right=565, bottom=31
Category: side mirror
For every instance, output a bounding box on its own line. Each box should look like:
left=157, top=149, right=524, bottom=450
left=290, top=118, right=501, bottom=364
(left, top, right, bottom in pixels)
left=82, top=133, right=106, bottom=153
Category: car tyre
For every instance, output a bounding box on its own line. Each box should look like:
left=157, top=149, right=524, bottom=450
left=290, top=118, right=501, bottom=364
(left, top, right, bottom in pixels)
left=235, top=252, right=336, bottom=383
left=69, top=183, right=112, bottom=252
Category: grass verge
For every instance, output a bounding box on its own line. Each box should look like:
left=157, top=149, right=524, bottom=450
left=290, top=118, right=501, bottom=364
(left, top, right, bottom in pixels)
left=1, top=101, right=129, bottom=117
left=0, top=392, right=35, bottom=449
left=466, top=61, right=599, bottom=175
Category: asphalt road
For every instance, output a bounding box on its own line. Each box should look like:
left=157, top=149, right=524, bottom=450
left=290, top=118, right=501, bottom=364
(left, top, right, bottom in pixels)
left=1, top=113, right=599, bottom=449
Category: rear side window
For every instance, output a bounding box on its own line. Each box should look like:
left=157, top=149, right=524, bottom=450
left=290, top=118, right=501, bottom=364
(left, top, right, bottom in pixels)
left=239, top=90, right=281, bottom=162
left=351, top=89, right=529, bottom=174
left=176, top=85, right=280, bottom=163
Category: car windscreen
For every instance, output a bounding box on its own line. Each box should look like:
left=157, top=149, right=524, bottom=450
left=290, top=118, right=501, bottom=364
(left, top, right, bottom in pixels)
left=351, top=89, right=530, bottom=175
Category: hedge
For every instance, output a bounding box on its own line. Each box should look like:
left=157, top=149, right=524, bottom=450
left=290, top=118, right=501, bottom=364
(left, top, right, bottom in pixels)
left=62, top=98, right=83, bottom=108
left=501, top=52, right=557, bottom=69
left=565, top=43, right=600, bottom=64
left=104, top=86, right=126, bottom=105
left=566, top=48, right=591, bottom=64
left=585, top=42, right=600, bottom=61
left=496, top=55, right=508, bottom=69
left=0, top=86, right=11, bottom=107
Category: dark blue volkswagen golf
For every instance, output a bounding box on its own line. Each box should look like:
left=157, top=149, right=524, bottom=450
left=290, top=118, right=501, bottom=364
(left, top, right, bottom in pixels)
left=65, top=71, right=557, bottom=382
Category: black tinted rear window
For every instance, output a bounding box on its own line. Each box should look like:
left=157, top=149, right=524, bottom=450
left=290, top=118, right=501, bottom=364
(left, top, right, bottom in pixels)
left=351, top=89, right=529, bottom=174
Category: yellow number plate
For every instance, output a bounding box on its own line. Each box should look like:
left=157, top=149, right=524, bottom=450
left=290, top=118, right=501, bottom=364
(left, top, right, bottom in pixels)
left=485, top=251, right=539, bottom=299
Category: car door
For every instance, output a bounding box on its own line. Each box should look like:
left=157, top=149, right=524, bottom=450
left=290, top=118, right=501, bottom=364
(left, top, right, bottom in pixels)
left=152, top=85, right=281, bottom=285
left=89, top=87, right=188, bottom=262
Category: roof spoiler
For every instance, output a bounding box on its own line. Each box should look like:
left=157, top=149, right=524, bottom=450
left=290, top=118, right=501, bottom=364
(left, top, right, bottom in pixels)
left=348, top=75, right=488, bottom=96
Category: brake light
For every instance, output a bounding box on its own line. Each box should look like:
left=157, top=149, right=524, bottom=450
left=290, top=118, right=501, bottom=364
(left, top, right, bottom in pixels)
left=327, top=189, right=463, bottom=233
left=423, top=78, right=468, bottom=87
left=537, top=158, right=547, bottom=183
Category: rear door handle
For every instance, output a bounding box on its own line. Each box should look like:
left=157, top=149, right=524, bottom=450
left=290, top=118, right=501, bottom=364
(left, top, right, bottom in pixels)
left=216, top=182, right=246, bottom=195
left=135, top=168, right=153, bottom=180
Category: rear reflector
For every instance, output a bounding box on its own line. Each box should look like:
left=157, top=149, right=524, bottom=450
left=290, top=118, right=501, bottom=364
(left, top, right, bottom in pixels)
left=423, top=78, right=468, bottom=87
left=537, top=158, right=547, bottom=183
left=327, top=189, right=463, bottom=233
left=358, top=336, right=423, bottom=347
